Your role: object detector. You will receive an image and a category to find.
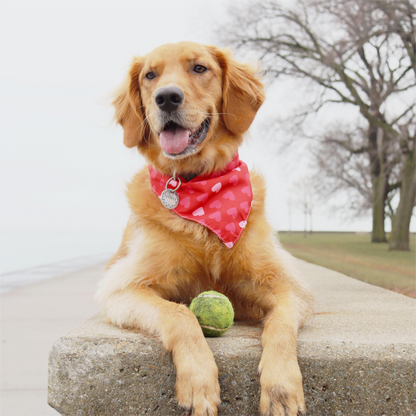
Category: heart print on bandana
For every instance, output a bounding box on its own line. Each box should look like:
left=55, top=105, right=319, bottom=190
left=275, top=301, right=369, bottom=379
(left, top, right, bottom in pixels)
left=149, top=153, right=253, bottom=248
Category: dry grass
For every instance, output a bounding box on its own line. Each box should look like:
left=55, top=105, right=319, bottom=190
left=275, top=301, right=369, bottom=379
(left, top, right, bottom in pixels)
left=278, top=232, right=416, bottom=298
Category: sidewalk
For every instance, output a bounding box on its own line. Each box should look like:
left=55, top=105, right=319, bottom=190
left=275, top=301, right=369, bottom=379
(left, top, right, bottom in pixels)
left=1, top=260, right=108, bottom=416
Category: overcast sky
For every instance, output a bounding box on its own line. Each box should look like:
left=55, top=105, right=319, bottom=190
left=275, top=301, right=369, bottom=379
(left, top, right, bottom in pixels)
left=1, top=0, right=411, bottom=272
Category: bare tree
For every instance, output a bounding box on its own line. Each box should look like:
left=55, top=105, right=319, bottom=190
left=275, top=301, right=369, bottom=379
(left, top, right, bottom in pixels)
left=388, top=127, right=416, bottom=250
left=312, top=124, right=411, bottom=239
left=313, top=126, right=374, bottom=216
left=287, top=197, right=293, bottom=233
left=220, top=0, right=416, bottom=249
left=292, top=177, right=318, bottom=237
left=378, top=0, right=416, bottom=250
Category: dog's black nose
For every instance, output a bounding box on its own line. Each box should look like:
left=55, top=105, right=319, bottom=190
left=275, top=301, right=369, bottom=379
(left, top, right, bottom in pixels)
left=155, top=87, right=184, bottom=113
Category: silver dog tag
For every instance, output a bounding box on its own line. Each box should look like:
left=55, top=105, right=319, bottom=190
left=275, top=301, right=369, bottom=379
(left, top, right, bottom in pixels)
left=161, top=189, right=179, bottom=209
left=160, top=176, right=181, bottom=210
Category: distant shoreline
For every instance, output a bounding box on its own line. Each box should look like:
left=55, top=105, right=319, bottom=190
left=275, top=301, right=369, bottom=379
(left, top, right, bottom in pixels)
left=0, top=253, right=111, bottom=293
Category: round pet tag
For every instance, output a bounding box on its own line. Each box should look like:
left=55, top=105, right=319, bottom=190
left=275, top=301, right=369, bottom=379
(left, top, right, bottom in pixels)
left=161, top=189, right=179, bottom=209
left=160, top=176, right=181, bottom=210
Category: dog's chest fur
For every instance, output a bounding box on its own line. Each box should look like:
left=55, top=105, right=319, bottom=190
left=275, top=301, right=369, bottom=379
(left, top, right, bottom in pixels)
left=123, top=167, right=268, bottom=301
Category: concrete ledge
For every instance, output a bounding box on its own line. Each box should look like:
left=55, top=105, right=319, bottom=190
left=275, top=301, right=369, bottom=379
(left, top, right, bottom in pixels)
left=48, top=260, right=416, bottom=415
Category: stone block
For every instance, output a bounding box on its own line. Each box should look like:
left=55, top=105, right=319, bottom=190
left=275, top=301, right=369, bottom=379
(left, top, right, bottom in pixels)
left=48, top=261, right=416, bottom=415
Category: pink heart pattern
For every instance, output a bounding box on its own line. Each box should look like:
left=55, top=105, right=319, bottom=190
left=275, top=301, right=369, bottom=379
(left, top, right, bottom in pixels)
left=192, top=207, right=205, bottom=217
left=225, top=222, right=236, bottom=233
left=211, top=182, right=222, bottom=193
left=240, top=201, right=249, bottom=213
left=227, top=207, right=237, bottom=219
left=209, top=211, right=222, bottom=222
left=241, top=186, right=251, bottom=197
left=197, top=193, right=208, bottom=203
left=210, top=200, right=222, bottom=209
left=180, top=196, right=190, bottom=208
left=229, top=175, right=239, bottom=186
left=239, top=220, right=247, bottom=229
left=184, top=185, right=195, bottom=194
left=223, top=191, right=235, bottom=201
left=148, top=154, right=252, bottom=249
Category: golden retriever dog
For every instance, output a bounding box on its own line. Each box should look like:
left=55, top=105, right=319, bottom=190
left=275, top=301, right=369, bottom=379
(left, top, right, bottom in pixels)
left=95, top=41, right=313, bottom=416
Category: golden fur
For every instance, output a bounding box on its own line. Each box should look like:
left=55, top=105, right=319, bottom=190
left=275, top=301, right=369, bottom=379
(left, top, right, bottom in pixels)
left=96, top=41, right=313, bottom=416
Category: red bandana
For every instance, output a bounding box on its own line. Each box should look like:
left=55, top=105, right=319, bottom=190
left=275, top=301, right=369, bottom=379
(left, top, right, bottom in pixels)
left=149, top=154, right=253, bottom=248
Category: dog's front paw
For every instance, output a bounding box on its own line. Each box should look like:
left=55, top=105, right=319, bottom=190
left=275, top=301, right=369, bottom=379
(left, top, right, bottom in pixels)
left=175, top=349, right=220, bottom=416
left=258, top=355, right=306, bottom=416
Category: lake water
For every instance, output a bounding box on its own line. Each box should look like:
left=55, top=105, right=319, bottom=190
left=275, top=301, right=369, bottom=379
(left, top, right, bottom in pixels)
left=0, top=229, right=121, bottom=274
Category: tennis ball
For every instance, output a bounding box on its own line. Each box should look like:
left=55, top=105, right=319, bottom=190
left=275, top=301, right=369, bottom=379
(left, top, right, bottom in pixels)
left=189, top=290, right=234, bottom=337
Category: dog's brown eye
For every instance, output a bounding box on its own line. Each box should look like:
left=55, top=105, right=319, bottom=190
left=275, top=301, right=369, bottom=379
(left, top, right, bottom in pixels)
left=194, top=65, right=207, bottom=73
left=146, top=72, right=156, bottom=80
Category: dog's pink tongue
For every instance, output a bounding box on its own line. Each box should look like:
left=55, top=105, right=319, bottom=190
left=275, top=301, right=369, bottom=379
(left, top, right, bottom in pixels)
left=160, top=126, right=189, bottom=154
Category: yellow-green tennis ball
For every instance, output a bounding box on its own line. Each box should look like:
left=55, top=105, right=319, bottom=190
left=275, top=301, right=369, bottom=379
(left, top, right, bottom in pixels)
left=189, top=291, right=234, bottom=337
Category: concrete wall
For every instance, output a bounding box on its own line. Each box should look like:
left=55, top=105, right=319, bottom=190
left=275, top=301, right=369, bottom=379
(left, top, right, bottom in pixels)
left=48, top=260, right=416, bottom=415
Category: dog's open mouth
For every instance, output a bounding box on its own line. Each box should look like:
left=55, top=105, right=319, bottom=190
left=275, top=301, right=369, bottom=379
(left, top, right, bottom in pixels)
left=159, top=119, right=210, bottom=157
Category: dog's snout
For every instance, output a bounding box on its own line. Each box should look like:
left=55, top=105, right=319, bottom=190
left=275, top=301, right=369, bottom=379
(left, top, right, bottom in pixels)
left=155, top=87, right=184, bottom=113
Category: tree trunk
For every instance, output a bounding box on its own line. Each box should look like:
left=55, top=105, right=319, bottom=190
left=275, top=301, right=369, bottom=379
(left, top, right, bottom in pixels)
left=303, top=209, right=307, bottom=238
left=372, top=174, right=388, bottom=242
left=309, top=211, right=313, bottom=234
left=389, top=142, right=416, bottom=251
left=369, top=126, right=388, bottom=243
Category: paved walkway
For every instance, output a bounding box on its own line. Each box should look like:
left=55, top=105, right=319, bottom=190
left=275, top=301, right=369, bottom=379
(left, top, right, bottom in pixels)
left=1, top=261, right=107, bottom=416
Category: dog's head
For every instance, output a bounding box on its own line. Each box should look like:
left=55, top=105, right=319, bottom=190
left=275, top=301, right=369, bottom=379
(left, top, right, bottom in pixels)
left=113, top=42, right=265, bottom=176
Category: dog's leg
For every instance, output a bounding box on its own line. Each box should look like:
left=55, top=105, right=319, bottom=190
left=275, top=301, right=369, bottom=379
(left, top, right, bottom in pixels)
left=257, top=284, right=306, bottom=416
left=226, top=242, right=311, bottom=416
left=96, top=227, right=221, bottom=415
left=102, top=287, right=221, bottom=416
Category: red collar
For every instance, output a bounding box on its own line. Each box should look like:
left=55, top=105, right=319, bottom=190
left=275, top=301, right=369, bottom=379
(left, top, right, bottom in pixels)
left=149, top=154, right=253, bottom=248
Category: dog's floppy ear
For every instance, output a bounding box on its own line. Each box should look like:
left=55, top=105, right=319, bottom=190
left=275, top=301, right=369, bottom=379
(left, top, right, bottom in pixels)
left=112, top=56, right=146, bottom=148
left=209, top=47, right=265, bottom=134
